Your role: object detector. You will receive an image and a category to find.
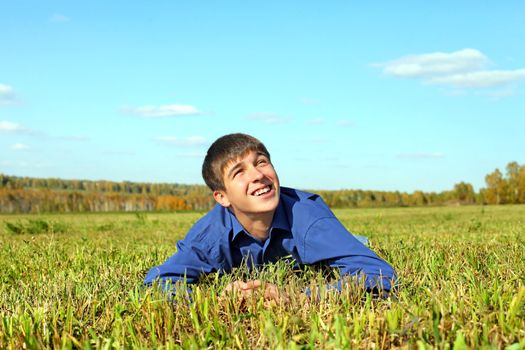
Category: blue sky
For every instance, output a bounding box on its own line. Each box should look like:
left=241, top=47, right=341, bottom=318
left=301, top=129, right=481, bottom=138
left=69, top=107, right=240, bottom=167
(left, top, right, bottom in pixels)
left=1, top=1, right=524, bottom=192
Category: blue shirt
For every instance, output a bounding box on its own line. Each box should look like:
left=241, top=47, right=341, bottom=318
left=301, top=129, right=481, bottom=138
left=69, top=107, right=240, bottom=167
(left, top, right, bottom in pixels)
left=144, top=187, right=397, bottom=292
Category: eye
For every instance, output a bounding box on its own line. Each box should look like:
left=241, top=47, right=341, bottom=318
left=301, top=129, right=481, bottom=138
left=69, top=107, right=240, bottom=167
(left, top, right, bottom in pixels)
left=256, top=158, right=268, bottom=166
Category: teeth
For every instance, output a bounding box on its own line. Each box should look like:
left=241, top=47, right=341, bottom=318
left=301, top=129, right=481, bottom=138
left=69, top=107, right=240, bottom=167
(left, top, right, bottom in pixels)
left=254, top=186, right=270, bottom=196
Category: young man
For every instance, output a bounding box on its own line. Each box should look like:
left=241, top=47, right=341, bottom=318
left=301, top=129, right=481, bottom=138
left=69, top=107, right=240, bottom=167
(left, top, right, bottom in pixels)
left=144, top=133, right=396, bottom=301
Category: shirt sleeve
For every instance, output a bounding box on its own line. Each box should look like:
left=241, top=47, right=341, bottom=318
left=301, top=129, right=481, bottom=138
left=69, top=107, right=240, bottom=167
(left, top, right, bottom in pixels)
left=143, top=236, right=217, bottom=293
left=301, top=217, right=397, bottom=292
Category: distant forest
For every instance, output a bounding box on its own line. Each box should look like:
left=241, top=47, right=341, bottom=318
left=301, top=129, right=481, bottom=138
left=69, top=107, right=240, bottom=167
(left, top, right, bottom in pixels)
left=1, top=161, right=524, bottom=213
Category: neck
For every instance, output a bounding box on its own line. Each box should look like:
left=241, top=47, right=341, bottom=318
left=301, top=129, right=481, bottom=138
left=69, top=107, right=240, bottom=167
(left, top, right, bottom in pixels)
left=233, top=210, right=274, bottom=241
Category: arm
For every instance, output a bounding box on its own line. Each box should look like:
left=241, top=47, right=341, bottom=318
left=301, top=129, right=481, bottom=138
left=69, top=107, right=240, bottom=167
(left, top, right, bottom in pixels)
left=302, top=217, right=397, bottom=295
left=143, top=237, right=217, bottom=295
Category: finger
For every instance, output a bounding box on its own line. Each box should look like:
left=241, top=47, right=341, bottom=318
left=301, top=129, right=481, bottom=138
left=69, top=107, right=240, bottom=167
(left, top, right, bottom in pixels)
left=264, top=299, right=277, bottom=308
left=223, top=280, right=245, bottom=293
left=244, top=280, right=261, bottom=290
left=241, top=288, right=255, bottom=297
left=265, top=285, right=290, bottom=304
left=223, top=282, right=233, bottom=293
left=264, top=285, right=280, bottom=301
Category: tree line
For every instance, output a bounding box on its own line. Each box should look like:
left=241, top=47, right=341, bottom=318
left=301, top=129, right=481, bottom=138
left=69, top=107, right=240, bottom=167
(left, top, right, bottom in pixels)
left=1, top=161, right=524, bottom=214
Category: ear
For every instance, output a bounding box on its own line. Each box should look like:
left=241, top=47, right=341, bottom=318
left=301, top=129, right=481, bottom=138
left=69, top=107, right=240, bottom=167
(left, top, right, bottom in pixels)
left=213, top=190, right=231, bottom=208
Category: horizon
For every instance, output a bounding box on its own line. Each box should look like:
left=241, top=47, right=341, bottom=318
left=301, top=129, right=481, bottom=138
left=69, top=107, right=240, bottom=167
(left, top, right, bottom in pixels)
left=0, top=168, right=509, bottom=194
left=1, top=2, right=524, bottom=193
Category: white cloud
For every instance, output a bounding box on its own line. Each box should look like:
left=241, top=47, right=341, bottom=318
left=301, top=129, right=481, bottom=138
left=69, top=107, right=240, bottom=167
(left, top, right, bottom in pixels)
left=0, top=84, right=15, bottom=105
left=11, top=143, right=30, bottom=151
left=484, top=88, right=516, bottom=99
left=1, top=160, right=52, bottom=168
left=336, top=119, right=354, bottom=127
left=376, top=48, right=488, bottom=78
left=247, top=112, right=290, bottom=124
left=374, top=48, right=525, bottom=90
left=428, top=68, right=525, bottom=88
left=156, top=136, right=208, bottom=147
left=306, top=118, right=324, bottom=125
left=397, top=152, right=445, bottom=159
left=123, top=104, right=201, bottom=118
left=0, top=120, right=25, bottom=132
left=49, top=14, right=70, bottom=22
left=0, top=124, right=86, bottom=139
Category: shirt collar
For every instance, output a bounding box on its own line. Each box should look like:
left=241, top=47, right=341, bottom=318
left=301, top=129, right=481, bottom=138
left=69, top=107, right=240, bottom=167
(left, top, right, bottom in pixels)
left=228, top=196, right=291, bottom=240
left=270, top=198, right=290, bottom=232
left=230, top=210, right=245, bottom=239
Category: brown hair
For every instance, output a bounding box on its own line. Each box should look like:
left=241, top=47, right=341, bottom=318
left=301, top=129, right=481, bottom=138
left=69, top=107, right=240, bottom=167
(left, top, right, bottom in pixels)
left=202, top=133, right=271, bottom=191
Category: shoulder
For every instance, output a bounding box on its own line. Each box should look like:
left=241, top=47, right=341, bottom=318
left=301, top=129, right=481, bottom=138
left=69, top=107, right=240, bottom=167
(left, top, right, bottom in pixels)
left=280, top=186, right=319, bottom=201
left=280, top=186, right=334, bottom=218
left=182, top=204, right=231, bottom=247
left=279, top=187, right=336, bottom=240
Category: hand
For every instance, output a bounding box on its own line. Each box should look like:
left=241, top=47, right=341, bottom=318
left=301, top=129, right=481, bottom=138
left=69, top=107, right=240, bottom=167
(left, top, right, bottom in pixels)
left=222, top=280, right=262, bottom=298
left=221, top=280, right=289, bottom=306
left=261, top=281, right=289, bottom=305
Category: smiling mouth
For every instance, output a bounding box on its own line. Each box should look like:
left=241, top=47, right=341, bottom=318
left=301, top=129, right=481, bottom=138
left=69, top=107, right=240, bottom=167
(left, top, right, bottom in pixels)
left=252, top=184, right=272, bottom=196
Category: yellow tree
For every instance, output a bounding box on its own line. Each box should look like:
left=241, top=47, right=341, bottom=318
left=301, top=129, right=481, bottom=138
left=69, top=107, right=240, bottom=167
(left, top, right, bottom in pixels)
left=484, top=169, right=508, bottom=204
left=506, top=162, right=520, bottom=203
left=453, top=182, right=476, bottom=204
left=518, top=164, right=525, bottom=203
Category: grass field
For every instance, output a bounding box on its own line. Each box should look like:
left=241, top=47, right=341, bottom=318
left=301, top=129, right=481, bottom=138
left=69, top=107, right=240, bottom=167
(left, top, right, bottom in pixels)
left=1, top=205, right=524, bottom=349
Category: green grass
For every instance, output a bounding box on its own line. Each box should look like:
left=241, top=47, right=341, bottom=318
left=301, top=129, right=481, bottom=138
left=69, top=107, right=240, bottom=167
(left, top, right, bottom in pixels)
left=1, top=206, right=524, bottom=349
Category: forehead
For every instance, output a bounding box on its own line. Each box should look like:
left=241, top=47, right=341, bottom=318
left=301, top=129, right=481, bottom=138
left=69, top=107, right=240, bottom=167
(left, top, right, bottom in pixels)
left=221, top=149, right=267, bottom=172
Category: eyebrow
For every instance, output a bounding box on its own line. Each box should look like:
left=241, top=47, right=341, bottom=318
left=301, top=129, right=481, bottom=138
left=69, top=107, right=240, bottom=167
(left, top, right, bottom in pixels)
left=256, top=153, right=269, bottom=161
left=226, top=152, right=268, bottom=178
left=227, top=161, right=243, bottom=178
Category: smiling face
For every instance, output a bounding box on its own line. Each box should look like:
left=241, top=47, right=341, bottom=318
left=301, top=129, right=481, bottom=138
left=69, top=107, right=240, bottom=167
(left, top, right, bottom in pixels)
left=213, top=150, right=280, bottom=220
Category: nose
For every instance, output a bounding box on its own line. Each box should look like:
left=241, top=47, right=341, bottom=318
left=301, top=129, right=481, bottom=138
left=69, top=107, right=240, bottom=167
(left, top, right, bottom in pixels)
left=247, top=165, right=264, bottom=182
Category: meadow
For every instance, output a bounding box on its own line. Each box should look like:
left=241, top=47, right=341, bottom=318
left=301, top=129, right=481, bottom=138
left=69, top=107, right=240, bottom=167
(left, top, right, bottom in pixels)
left=1, top=205, right=524, bottom=349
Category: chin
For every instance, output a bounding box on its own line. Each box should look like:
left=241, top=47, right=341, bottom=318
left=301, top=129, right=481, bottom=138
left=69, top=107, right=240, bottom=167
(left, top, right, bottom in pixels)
left=262, top=197, right=280, bottom=212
